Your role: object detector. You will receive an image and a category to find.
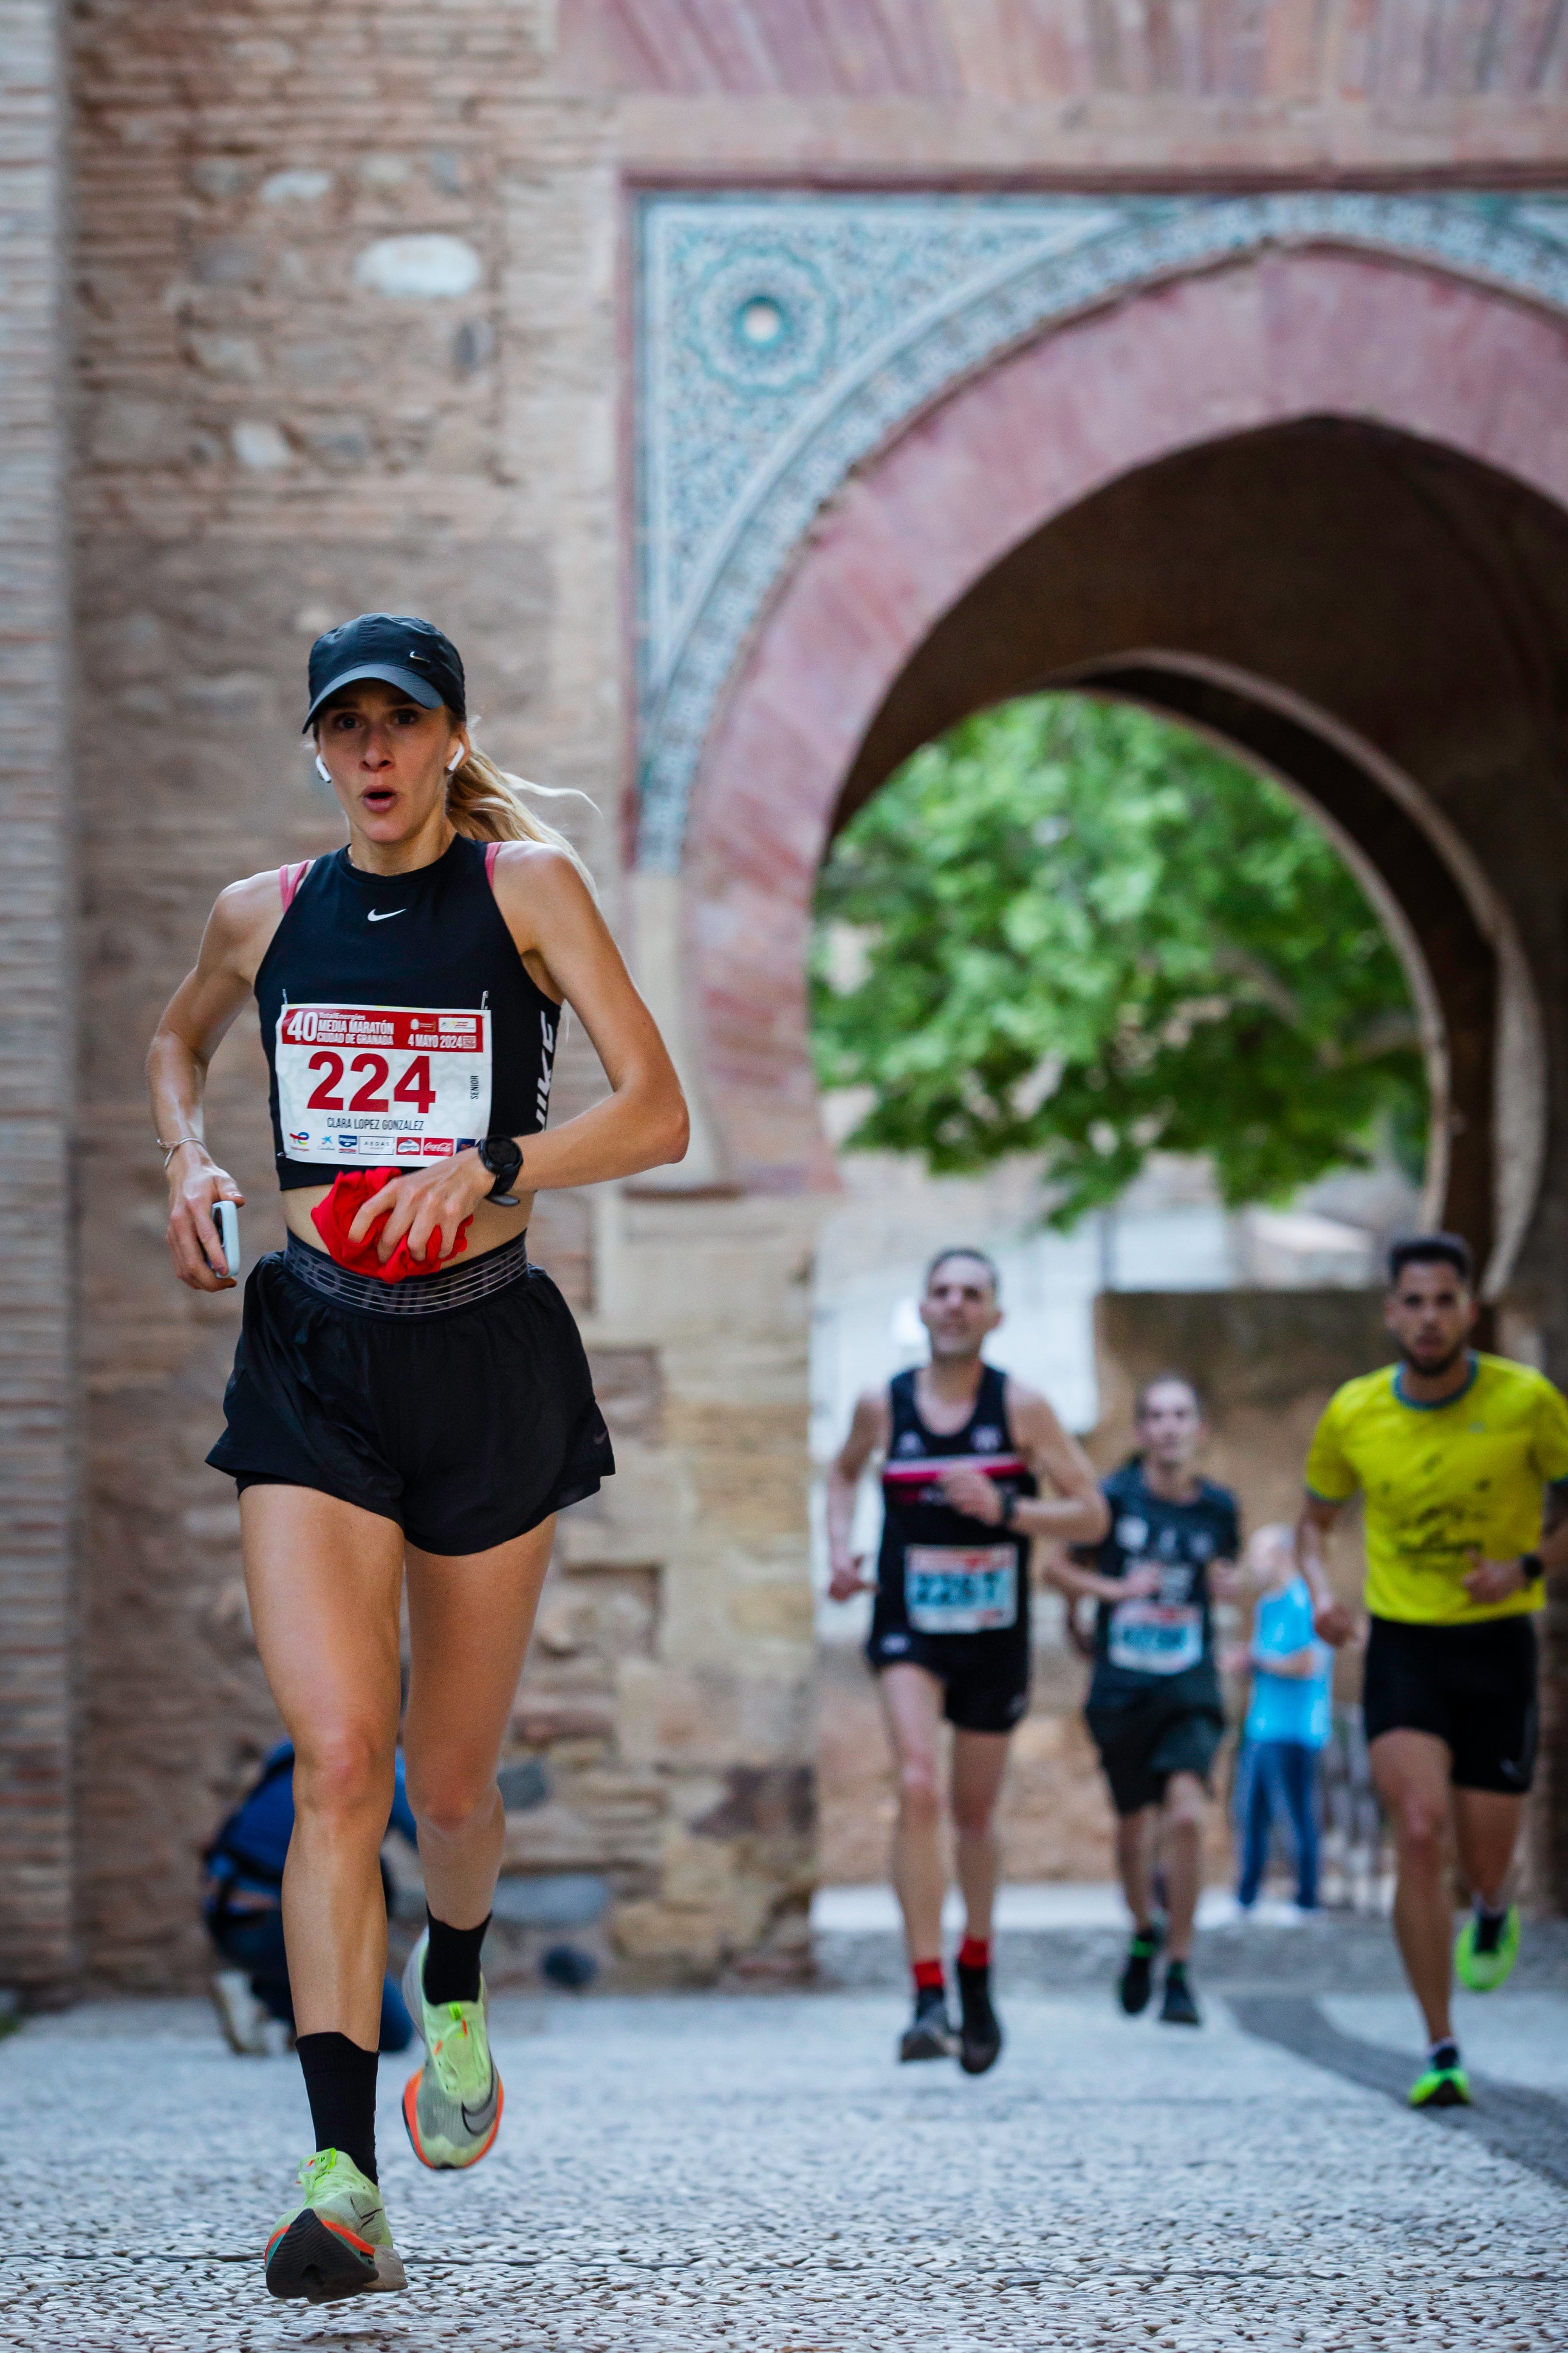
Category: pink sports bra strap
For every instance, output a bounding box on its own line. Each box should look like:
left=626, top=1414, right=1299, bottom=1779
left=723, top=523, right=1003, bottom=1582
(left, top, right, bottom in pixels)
left=485, top=842, right=502, bottom=889
left=279, top=859, right=313, bottom=912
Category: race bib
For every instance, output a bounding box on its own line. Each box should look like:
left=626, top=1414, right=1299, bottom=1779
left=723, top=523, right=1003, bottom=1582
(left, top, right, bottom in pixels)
left=276, top=1003, right=490, bottom=1166
left=1107, top=1597, right=1203, bottom=1676
left=904, top=1545, right=1018, bottom=1635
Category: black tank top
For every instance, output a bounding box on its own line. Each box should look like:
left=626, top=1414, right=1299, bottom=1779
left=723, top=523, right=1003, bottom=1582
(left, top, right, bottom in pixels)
left=255, top=835, right=560, bottom=1191
left=876, top=1365, right=1037, bottom=1640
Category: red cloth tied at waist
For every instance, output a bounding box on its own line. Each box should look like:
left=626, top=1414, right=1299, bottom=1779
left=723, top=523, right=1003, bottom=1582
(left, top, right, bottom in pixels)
left=310, top=1167, right=473, bottom=1284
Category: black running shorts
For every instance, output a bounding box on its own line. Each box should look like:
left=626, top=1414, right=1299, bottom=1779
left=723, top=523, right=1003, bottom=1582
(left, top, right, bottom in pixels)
left=1085, top=1667, right=1226, bottom=1817
left=1361, top=1613, right=1537, bottom=1795
left=207, top=1234, right=614, bottom=1556
left=866, top=1620, right=1030, bottom=1735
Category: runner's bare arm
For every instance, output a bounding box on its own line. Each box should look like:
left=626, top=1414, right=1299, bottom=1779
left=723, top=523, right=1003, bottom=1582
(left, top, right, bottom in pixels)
left=1462, top=1503, right=1568, bottom=1603
left=1040, top=1549, right=1159, bottom=1606
left=826, top=1389, right=891, bottom=1601
left=352, top=845, right=689, bottom=1264
left=939, top=1383, right=1109, bottom=1545
left=147, top=872, right=284, bottom=1294
left=1296, top=1493, right=1355, bottom=1647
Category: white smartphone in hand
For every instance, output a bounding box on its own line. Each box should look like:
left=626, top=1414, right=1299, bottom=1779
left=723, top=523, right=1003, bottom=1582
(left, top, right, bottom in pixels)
left=214, top=1200, right=241, bottom=1281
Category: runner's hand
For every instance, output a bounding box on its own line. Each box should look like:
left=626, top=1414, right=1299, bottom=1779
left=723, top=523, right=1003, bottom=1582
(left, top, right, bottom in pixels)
left=1312, top=1596, right=1355, bottom=1647
left=1462, top=1552, right=1533, bottom=1606
left=166, top=1150, right=244, bottom=1292
left=350, top=1147, right=494, bottom=1266
left=939, top=1466, right=1004, bottom=1522
left=827, top=1554, right=872, bottom=1602
left=1118, top=1563, right=1162, bottom=1600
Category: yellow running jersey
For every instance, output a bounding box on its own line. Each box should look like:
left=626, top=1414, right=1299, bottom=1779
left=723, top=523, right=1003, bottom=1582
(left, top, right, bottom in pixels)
left=1304, top=1354, right=1568, bottom=1624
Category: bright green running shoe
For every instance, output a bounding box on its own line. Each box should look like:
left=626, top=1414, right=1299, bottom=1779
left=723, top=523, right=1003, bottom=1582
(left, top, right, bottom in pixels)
left=264, top=2148, right=406, bottom=2303
left=401, top=1928, right=504, bottom=2170
left=1455, top=1901, right=1521, bottom=1993
left=1408, top=2050, right=1471, bottom=2109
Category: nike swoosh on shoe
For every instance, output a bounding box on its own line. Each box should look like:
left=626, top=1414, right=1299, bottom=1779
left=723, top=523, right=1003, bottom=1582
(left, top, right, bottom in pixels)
left=461, top=2076, right=500, bottom=2133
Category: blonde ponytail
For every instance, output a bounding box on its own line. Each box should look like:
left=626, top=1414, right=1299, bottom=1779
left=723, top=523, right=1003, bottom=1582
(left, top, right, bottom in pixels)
left=445, top=746, right=598, bottom=893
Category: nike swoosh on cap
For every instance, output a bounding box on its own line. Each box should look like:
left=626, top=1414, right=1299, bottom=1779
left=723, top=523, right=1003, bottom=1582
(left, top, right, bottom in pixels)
left=367, top=909, right=408, bottom=922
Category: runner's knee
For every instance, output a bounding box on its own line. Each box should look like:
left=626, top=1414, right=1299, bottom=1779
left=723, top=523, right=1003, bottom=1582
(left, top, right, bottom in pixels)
left=1163, top=1782, right=1205, bottom=1833
left=405, top=1763, right=502, bottom=1843
left=951, top=1789, right=998, bottom=1839
left=292, top=1726, right=395, bottom=1830
left=896, top=1759, right=942, bottom=1829
left=1392, top=1798, right=1446, bottom=1869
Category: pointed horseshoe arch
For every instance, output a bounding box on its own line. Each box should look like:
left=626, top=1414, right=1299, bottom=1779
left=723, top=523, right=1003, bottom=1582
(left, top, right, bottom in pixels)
left=675, top=249, right=1564, bottom=1299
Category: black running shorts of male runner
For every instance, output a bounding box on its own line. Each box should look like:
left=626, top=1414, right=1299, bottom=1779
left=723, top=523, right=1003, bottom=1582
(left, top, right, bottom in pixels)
left=866, top=1623, right=1030, bottom=1736
left=1084, top=1666, right=1227, bottom=1817
left=208, top=1234, right=614, bottom=1556
left=1361, top=1614, right=1538, bottom=1795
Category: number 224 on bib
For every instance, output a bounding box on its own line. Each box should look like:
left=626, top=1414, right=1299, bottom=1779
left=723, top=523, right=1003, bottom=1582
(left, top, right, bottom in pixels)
left=276, top=1003, right=491, bottom=1163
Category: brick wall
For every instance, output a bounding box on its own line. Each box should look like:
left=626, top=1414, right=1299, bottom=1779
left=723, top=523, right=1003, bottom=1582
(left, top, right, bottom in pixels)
left=0, top=0, right=75, bottom=1996
left=0, top=0, right=75, bottom=1995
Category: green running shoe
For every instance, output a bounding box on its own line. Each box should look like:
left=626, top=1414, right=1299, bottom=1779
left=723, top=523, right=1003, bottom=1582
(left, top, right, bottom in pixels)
left=1409, top=2053, right=1471, bottom=2109
left=1118, top=1926, right=1162, bottom=2016
left=264, top=2148, right=406, bottom=2303
left=401, top=1928, right=504, bottom=2170
left=1455, top=1902, right=1521, bottom=1993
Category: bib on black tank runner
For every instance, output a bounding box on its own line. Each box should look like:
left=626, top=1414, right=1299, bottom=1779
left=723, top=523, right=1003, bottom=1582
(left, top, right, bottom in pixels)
left=874, top=1366, right=1037, bottom=1640
left=255, top=836, right=558, bottom=1190
left=865, top=1365, right=1038, bottom=1736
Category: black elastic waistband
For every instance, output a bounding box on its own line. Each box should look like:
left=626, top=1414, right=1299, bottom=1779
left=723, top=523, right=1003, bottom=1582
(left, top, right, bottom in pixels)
left=282, top=1229, right=530, bottom=1317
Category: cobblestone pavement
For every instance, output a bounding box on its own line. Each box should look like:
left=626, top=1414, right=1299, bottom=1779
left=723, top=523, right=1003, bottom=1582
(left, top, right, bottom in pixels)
left=4, top=1986, right=1567, bottom=2351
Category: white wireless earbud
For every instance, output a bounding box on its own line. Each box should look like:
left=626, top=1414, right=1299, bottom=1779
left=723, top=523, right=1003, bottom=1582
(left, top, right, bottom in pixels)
left=447, top=751, right=464, bottom=772
left=315, top=754, right=332, bottom=784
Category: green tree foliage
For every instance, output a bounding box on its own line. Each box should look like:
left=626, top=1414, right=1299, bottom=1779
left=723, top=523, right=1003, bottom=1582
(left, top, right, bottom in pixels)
left=810, top=695, right=1426, bottom=1226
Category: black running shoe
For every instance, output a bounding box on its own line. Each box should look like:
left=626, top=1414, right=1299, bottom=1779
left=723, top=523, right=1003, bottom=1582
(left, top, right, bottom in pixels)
left=899, top=1983, right=954, bottom=2062
left=956, top=1962, right=1003, bottom=2076
left=1160, top=1962, right=1201, bottom=2027
left=1118, top=1925, right=1162, bottom=2016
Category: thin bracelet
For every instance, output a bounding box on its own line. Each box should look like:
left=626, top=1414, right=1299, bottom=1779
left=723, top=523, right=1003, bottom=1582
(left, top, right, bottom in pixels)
left=159, top=1135, right=203, bottom=1170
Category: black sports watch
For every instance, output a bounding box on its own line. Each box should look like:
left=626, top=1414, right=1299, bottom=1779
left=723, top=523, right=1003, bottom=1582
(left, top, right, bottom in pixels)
left=999, top=1489, right=1019, bottom=1532
left=476, top=1135, right=522, bottom=1206
left=1519, top=1551, right=1545, bottom=1588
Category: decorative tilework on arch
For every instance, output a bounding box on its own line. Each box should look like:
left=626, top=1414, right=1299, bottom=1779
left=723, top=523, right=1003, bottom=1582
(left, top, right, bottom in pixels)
left=634, top=188, right=1568, bottom=872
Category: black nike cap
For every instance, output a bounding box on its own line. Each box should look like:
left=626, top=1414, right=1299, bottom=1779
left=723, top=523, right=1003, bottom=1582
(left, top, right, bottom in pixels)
left=303, top=612, right=467, bottom=730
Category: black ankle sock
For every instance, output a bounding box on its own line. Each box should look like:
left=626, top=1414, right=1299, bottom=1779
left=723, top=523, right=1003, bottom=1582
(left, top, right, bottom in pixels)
left=296, top=2032, right=378, bottom=2183
left=422, top=1910, right=490, bottom=2006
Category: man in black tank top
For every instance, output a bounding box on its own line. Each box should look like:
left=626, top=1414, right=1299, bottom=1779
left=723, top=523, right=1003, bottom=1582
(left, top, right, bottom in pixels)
left=828, top=1249, right=1109, bottom=2072
left=1050, top=1375, right=1241, bottom=2028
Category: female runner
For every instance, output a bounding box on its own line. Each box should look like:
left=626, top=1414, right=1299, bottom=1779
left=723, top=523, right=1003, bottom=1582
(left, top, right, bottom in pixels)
left=148, top=613, right=688, bottom=2304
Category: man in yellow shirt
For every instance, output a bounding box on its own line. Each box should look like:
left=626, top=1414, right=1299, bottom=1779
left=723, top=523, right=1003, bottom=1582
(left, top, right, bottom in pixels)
left=1299, top=1233, right=1568, bottom=2110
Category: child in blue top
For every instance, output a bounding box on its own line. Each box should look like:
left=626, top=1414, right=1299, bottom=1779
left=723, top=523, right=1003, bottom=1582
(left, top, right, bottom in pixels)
left=1227, top=1525, right=1332, bottom=1912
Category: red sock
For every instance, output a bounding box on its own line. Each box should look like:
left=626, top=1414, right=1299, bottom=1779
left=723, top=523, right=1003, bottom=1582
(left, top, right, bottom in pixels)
left=912, top=1957, right=945, bottom=1995
left=958, top=1936, right=991, bottom=1972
